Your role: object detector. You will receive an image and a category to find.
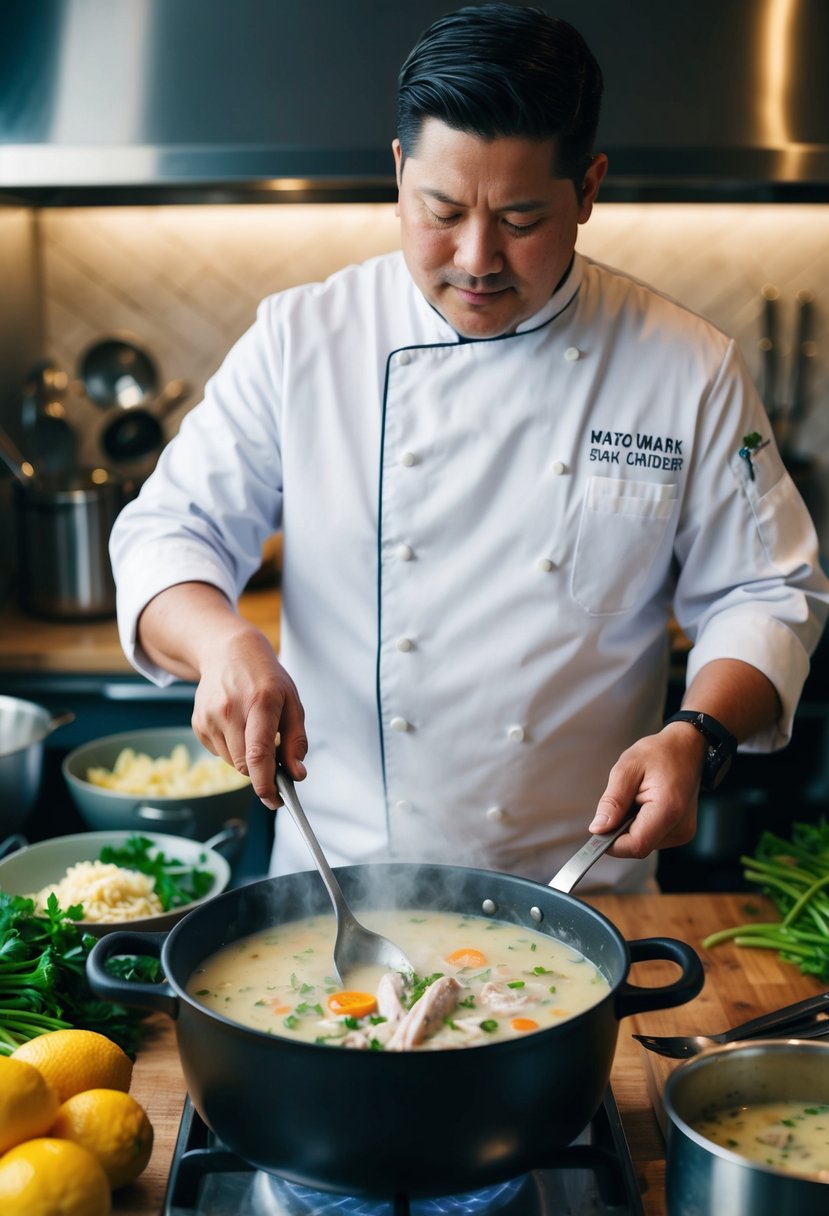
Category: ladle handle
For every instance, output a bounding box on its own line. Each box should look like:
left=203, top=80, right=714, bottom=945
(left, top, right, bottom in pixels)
left=276, top=769, right=356, bottom=927
left=548, top=816, right=635, bottom=893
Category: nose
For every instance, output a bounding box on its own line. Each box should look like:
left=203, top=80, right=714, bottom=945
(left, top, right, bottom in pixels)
left=453, top=219, right=504, bottom=279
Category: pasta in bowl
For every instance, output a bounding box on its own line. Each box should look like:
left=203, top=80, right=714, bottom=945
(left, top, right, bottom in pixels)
left=0, top=829, right=233, bottom=934
left=62, top=727, right=254, bottom=840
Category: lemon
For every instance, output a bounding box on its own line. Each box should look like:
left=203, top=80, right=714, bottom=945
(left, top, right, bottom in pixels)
left=0, top=1056, right=60, bottom=1155
left=51, top=1088, right=153, bottom=1190
left=12, top=1030, right=132, bottom=1103
left=0, top=1137, right=111, bottom=1215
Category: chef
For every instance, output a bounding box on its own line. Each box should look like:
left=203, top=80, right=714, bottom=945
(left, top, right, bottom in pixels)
left=110, top=4, right=829, bottom=892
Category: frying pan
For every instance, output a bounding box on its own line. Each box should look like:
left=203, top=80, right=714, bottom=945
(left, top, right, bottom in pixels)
left=98, top=377, right=189, bottom=462
left=88, top=860, right=702, bottom=1198
left=78, top=336, right=190, bottom=463
left=79, top=336, right=159, bottom=410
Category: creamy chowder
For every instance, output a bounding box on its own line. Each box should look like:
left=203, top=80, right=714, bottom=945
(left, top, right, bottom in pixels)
left=693, top=1101, right=829, bottom=1178
left=187, top=907, right=610, bottom=1051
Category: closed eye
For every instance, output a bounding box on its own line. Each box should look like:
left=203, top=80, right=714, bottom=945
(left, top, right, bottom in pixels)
left=503, top=217, right=542, bottom=234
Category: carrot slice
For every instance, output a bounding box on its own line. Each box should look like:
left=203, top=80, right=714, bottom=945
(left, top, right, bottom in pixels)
left=327, top=990, right=378, bottom=1018
left=269, top=1002, right=292, bottom=1015
left=510, top=1017, right=539, bottom=1032
left=446, top=947, right=488, bottom=968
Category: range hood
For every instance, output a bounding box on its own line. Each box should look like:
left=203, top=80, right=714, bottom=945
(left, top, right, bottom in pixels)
left=2, top=0, right=829, bottom=205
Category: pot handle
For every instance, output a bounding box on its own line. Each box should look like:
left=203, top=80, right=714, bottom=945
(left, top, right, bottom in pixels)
left=0, top=834, right=28, bottom=861
left=135, top=805, right=195, bottom=826
left=614, top=937, right=704, bottom=1018
left=85, top=930, right=179, bottom=1019
left=47, top=710, right=75, bottom=735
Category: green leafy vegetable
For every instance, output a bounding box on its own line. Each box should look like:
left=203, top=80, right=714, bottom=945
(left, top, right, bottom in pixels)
left=404, top=971, right=444, bottom=1010
left=702, top=819, right=829, bottom=980
left=0, top=891, right=162, bottom=1057
left=98, top=834, right=214, bottom=910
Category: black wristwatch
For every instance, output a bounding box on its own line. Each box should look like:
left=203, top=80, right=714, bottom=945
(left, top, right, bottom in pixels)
left=664, top=710, right=738, bottom=793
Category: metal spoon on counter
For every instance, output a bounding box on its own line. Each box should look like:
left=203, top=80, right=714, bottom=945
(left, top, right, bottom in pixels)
left=275, top=768, right=416, bottom=985
left=634, top=989, right=829, bottom=1058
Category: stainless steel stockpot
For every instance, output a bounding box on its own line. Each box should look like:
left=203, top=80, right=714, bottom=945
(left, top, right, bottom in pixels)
left=664, top=1038, right=829, bottom=1216
left=0, top=695, right=74, bottom=835
left=14, top=469, right=124, bottom=619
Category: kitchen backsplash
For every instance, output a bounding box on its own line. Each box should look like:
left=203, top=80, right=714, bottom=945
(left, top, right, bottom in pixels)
left=37, top=201, right=829, bottom=548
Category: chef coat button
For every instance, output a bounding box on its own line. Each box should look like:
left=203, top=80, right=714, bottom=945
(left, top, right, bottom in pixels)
left=536, top=557, right=554, bottom=573
left=398, top=351, right=412, bottom=365
left=396, top=799, right=413, bottom=813
left=486, top=805, right=506, bottom=822
left=564, top=346, right=581, bottom=362
left=396, top=636, right=414, bottom=652
left=507, top=724, right=526, bottom=743
left=401, top=451, right=418, bottom=467
left=550, top=460, right=567, bottom=476
left=390, top=716, right=410, bottom=732
left=396, top=543, right=415, bottom=561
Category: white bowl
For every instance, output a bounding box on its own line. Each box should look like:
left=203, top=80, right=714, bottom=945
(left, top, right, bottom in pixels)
left=0, top=829, right=234, bottom=935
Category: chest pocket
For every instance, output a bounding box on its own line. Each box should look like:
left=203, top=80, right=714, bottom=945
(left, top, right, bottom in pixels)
left=572, top=477, right=678, bottom=615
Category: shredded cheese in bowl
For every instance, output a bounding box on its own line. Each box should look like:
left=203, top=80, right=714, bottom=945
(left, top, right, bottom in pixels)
left=28, top=861, right=164, bottom=923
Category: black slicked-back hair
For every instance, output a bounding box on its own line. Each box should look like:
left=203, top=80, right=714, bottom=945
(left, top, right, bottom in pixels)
left=397, top=4, right=603, bottom=189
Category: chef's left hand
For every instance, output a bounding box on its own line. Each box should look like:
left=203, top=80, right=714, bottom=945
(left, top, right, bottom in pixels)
left=587, top=724, right=708, bottom=858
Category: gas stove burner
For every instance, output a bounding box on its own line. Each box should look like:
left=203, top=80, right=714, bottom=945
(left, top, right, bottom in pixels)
left=164, top=1089, right=644, bottom=1215
left=253, top=1171, right=523, bottom=1215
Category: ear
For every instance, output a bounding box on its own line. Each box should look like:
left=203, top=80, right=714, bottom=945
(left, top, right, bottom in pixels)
left=391, top=139, right=404, bottom=216
left=578, top=154, right=608, bottom=224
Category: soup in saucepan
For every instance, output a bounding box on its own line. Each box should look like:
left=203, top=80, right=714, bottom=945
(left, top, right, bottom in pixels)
left=187, top=907, right=610, bottom=1051
left=692, top=1101, right=829, bottom=1178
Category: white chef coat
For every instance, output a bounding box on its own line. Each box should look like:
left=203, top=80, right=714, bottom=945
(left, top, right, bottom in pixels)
left=111, top=251, right=829, bottom=891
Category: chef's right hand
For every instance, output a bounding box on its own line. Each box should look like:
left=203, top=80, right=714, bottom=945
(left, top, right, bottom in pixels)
left=190, top=621, right=308, bottom=811
left=137, top=582, right=308, bottom=810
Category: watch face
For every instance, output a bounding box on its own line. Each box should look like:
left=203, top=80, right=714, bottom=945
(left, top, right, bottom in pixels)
left=702, top=748, right=731, bottom=792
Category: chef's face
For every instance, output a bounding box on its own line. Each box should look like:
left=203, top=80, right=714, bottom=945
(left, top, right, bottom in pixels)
left=393, top=118, right=606, bottom=339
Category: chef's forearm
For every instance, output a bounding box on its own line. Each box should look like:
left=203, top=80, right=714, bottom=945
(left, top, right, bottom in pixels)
left=137, top=582, right=248, bottom=682
left=675, top=657, right=782, bottom=743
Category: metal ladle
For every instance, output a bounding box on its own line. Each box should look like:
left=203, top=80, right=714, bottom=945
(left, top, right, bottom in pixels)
left=276, top=769, right=634, bottom=984
left=276, top=768, right=416, bottom=984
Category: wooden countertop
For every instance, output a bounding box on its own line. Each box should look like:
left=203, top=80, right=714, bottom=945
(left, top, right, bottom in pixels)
left=115, top=891, right=823, bottom=1215
left=0, top=587, right=281, bottom=675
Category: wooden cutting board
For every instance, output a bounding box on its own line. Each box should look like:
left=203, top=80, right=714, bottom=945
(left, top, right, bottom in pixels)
left=113, top=892, right=825, bottom=1215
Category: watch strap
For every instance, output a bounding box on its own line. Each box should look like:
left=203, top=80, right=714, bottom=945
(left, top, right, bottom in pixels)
left=664, top=710, right=738, bottom=792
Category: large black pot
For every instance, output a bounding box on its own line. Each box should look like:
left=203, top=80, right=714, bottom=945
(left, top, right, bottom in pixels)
left=87, top=863, right=703, bottom=1198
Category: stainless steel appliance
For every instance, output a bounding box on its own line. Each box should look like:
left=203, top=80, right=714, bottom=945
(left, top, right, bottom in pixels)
left=2, top=0, right=829, bottom=203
